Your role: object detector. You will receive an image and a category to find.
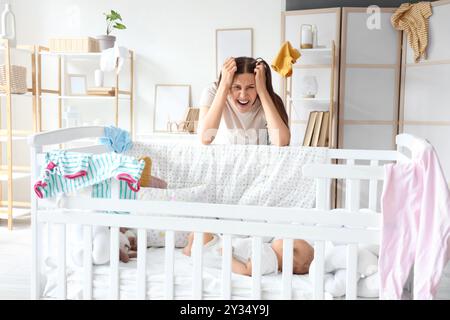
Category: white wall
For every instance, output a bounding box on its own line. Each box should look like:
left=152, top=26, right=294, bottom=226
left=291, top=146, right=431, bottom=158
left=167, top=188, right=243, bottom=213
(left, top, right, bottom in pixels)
left=13, top=0, right=284, bottom=134
left=2, top=0, right=284, bottom=203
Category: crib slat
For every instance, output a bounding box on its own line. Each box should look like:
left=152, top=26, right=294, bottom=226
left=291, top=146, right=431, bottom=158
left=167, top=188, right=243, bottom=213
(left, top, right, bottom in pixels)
left=221, top=234, right=232, bottom=300
left=110, top=227, right=120, bottom=299
left=192, top=232, right=203, bottom=300
left=83, top=225, right=93, bottom=300
left=281, top=238, right=293, bottom=299
left=369, top=160, right=379, bottom=211
left=347, top=180, right=360, bottom=212
left=346, top=244, right=358, bottom=300
left=313, top=241, right=325, bottom=299
left=251, top=237, right=262, bottom=299
left=137, top=228, right=147, bottom=300
left=165, top=231, right=175, bottom=299
left=57, top=224, right=67, bottom=300
left=316, top=178, right=328, bottom=211
left=31, top=146, right=41, bottom=300
left=345, top=160, right=354, bottom=210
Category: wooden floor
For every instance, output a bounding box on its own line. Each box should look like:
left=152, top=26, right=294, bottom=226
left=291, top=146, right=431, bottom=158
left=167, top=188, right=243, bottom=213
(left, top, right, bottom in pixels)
left=0, top=216, right=449, bottom=300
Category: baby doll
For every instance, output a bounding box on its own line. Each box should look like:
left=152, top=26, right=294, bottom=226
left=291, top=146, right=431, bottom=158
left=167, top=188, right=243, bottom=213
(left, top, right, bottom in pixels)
left=119, top=228, right=137, bottom=262
left=230, top=238, right=314, bottom=276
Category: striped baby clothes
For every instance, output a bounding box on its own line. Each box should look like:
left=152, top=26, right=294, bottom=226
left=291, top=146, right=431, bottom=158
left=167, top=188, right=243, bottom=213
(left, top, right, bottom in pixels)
left=34, top=150, right=145, bottom=200
left=391, top=2, right=433, bottom=63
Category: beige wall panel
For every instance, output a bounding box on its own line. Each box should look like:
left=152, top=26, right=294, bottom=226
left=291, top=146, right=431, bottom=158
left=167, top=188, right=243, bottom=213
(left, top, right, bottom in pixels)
left=346, top=12, right=399, bottom=65
left=403, top=64, right=450, bottom=121
left=343, top=68, right=397, bottom=121
left=342, top=124, right=396, bottom=150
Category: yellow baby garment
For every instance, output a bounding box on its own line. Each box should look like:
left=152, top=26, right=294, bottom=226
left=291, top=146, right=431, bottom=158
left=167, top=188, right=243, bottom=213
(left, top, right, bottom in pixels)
left=391, top=2, right=433, bottom=63
left=271, top=41, right=301, bottom=77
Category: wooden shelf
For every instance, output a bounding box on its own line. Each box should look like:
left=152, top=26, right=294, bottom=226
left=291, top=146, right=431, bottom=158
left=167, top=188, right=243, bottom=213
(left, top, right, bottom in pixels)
left=300, top=47, right=332, bottom=53
left=0, top=130, right=33, bottom=142
left=136, top=132, right=199, bottom=142
left=39, top=95, right=131, bottom=100
left=0, top=92, right=34, bottom=97
left=290, top=98, right=330, bottom=103
left=0, top=207, right=30, bottom=218
left=39, top=51, right=133, bottom=59
left=0, top=171, right=30, bottom=181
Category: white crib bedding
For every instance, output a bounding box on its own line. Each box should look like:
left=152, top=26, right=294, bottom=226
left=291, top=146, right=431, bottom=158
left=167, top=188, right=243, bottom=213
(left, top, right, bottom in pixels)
left=42, top=247, right=322, bottom=300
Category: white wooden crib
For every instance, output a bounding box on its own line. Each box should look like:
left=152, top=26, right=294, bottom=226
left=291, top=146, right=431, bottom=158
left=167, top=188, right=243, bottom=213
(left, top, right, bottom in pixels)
left=28, top=126, right=424, bottom=300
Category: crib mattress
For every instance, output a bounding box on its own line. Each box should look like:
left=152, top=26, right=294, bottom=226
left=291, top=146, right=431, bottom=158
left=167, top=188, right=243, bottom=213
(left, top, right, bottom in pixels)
left=42, top=247, right=325, bottom=300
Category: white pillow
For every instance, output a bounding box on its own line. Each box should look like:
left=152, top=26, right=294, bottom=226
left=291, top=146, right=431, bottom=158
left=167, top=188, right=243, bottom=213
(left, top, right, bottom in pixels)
left=324, top=244, right=378, bottom=277
left=358, top=272, right=380, bottom=298
left=138, top=185, right=208, bottom=247
left=323, top=270, right=379, bottom=298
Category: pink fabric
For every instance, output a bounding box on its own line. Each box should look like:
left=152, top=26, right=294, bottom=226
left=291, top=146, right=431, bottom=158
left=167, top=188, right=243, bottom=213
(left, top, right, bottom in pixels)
left=64, top=170, right=87, bottom=179
left=34, top=181, right=48, bottom=199
left=116, top=173, right=141, bottom=192
left=46, top=161, right=57, bottom=170
left=380, top=146, right=450, bottom=299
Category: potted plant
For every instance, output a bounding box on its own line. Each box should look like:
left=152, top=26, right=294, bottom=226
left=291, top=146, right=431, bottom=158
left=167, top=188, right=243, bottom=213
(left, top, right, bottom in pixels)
left=96, top=10, right=126, bottom=51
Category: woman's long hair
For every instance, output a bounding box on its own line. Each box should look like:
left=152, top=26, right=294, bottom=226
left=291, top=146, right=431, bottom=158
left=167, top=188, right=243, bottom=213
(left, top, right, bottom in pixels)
left=217, top=57, right=289, bottom=128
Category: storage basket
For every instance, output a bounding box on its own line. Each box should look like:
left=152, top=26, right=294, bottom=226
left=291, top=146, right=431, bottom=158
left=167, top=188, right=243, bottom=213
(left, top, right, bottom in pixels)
left=0, top=65, right=27, bottom=94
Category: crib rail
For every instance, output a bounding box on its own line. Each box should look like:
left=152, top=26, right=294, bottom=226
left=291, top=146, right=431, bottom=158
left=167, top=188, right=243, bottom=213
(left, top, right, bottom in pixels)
left=36, top=210, right=380, bottom=300
left=29, top=127, right=426, bottom=301
left=304, top=161, right=386, bottom=299
left=28, top=126, right=105, bottom=146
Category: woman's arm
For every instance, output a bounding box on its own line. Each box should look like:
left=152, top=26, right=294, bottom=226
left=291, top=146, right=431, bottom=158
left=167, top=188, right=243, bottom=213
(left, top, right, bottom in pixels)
left=199, top=58, right=237, bottom=145
left=198, top=85, right=228, bottom=144
left=255, top=65, right=290, bottom=147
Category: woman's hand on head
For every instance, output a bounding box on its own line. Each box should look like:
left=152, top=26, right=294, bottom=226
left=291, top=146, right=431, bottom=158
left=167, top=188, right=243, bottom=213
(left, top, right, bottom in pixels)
left=254, top=61, right=267, bottom=95
left=220, top=57, right=237, bottom=90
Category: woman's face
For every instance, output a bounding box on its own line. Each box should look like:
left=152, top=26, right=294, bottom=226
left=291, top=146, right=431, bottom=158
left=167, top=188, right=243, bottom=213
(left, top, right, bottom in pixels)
left=230, top=73, right=258, bottom=113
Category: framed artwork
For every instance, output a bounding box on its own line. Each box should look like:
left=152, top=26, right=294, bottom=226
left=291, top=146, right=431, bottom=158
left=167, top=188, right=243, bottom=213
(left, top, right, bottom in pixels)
left=215, top=28, right=253, bottom=77
left=153, top=84, right=191, bottom=133
left=66, top=74, right=87, bottom=95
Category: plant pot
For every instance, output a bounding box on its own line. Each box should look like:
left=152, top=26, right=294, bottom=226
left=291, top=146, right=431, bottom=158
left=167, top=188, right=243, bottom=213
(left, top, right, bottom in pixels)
left=95, top=35, right=116, bottom=51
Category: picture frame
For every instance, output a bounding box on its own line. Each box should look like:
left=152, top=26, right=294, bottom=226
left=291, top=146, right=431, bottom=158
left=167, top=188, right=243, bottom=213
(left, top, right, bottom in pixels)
left=153, top=84, right=191, bottom=133
left=216, top=28, right=253, bottom=77
left=66, top=74, right=87, bottom=96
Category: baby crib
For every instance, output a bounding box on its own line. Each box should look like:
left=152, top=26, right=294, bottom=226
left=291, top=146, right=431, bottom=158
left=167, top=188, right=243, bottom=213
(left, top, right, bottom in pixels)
left=28, top=126, right=422, bottom=300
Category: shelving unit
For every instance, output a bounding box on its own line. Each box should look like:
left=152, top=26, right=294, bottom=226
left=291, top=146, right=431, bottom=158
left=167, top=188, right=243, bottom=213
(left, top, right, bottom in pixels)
left=36, top=47, right=134, bottom=136
left=281, top=8, right=341, bottom=147
left=285, top=41, right=337, bottom=147
left=0, top=39, right=37, bottom=229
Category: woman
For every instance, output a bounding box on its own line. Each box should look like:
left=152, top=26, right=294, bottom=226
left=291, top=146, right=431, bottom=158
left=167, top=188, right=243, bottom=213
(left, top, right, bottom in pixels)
left=198, top=57, right=290, bottom=146
left=183, top=58, right=291, bottom=256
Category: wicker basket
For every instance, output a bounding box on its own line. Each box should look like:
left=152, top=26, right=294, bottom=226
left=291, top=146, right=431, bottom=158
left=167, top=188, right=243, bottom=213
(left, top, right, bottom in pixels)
left=0, top=65, right=27, bottom=94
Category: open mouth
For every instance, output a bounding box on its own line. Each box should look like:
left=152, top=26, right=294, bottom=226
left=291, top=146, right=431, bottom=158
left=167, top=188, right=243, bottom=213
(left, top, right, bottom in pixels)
left=237, top=99, right=250, bottom=107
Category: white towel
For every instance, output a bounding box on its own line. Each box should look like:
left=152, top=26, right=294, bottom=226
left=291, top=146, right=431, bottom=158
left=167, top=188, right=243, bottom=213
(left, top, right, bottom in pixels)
left=100, top=45, right=128, bottom=73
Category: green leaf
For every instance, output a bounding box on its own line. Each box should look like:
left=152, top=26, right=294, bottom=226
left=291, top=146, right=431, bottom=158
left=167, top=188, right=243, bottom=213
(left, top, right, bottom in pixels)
left=109, top=10, right=121, bottom=21
left=114, top=22, right=127, bottom=30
